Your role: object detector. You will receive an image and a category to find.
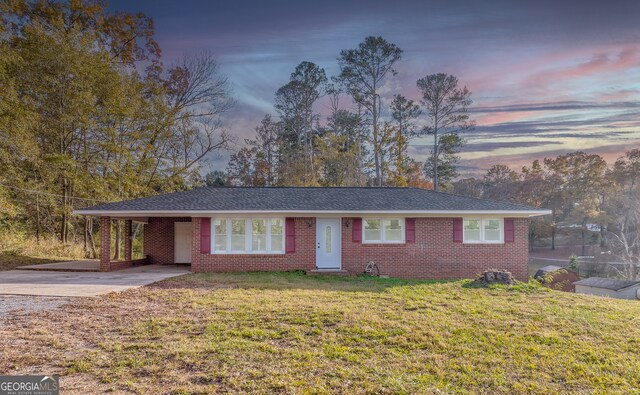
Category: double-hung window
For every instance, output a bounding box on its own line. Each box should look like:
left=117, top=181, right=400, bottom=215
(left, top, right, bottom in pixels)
left=463, top=218, right=503, bottom=244
left=363, top=218, right=405, bottom=244
left=212, top=218, right=285, bottom=254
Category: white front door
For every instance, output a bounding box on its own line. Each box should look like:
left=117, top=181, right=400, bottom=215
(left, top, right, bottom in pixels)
left=174, top=222, right=192, bottom=264
left=316, top=218, right=341, bottom=269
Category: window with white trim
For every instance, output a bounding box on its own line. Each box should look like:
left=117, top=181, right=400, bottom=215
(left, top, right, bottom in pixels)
left=212, top=218, right=285, bottom=254
left=363, top=218, right=405, bottom=243
left=463, top=218, right=503, bottom=244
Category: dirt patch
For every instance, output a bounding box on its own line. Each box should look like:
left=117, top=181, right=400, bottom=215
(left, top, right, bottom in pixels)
left=0, top=295, right=74, bottom=319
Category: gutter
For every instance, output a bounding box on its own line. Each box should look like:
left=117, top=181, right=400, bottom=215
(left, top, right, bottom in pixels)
left=73, top=209, right=552, bottom=218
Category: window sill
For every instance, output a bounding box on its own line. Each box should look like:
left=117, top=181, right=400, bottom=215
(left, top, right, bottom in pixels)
left=361, top=242, right=406, bottom=246
left=210, top=252, right=286, bottom=255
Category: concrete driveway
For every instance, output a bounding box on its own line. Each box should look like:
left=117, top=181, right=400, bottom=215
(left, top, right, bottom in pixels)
left=0, top=264, right=191, bottom=297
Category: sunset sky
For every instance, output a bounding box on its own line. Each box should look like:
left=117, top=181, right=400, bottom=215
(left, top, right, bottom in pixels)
left=112, top=0, right=640, bottom=175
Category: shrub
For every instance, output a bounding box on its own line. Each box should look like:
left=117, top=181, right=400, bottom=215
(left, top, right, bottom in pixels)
left=568, top=254, right=579, bottom=270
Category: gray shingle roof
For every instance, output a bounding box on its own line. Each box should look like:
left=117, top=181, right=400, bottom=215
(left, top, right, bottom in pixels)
left=76, top=187, right=546, bottom=214
left=573, top=277, right=640, bottom=291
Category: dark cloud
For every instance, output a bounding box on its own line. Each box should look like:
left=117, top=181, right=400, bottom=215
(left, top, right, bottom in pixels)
left=411, top=140, right=563, bottom=156
left=470, top=101, right=640, bottom=113
left=471, top=111, right=640, bottom=138
left=462, top=140, right=563, bottom=153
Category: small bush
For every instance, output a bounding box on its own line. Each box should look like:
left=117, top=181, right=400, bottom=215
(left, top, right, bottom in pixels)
left=568, top=254, right=579, bottom=270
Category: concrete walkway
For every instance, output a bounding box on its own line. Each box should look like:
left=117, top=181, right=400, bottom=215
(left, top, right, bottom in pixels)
left=17, top=260, right=100, bottom=272
left=0, top=265, right=191, bottom=297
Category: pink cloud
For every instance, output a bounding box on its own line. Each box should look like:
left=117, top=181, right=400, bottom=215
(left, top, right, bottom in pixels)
left=474, top=111, right=547, bottom=126
left=463, top=43, right=640, bottom=100
left=523, top=46, right=640, bottom=89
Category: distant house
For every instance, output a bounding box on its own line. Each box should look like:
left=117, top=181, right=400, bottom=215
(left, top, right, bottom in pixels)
left=574, top=277, right=640, bottom=300
left=74, top=187, right=549, bottom=280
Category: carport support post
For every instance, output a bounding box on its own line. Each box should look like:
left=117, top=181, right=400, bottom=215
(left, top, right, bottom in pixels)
left=100, top=216, right=111, bottom=272
left=124, top=220, right=132, bottom=262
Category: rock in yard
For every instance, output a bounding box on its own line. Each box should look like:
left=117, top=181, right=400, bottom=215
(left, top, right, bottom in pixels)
left=472, top=269, right=516, bottom=286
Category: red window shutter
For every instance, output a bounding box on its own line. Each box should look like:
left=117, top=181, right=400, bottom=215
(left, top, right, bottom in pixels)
left=200, top=218, right=211, bottom=253
left=352, top=218, right=362, bottom=243
left=453, top=218, right=463, bottom=243
left=285, top=217, right=296, bottom=253
left=405, top=218, right=416, bottom=243
left=504, top=218, right=515, bottom=243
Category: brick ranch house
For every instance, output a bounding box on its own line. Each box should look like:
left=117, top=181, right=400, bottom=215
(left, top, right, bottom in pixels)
left=74, top=187, right=550, bottom=280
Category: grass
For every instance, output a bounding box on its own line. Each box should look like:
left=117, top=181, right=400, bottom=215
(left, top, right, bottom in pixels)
left=0, top=231, right=87, bottom=270
left=2, top=271, right=640, bottom=394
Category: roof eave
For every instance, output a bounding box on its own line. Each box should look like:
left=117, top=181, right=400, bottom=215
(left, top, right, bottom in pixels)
left=73, top=209, right=552, bottom=217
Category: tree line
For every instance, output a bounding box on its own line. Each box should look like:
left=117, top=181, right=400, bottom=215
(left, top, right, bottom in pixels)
left=450, top=150, right=639, bottom=279
left=220, top=36, right=474, bottom=190
left=0, top=1, right=233, bottom=254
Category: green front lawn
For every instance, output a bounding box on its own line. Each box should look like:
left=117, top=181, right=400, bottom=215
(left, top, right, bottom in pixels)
left=2, top=272, right=639, bottom=394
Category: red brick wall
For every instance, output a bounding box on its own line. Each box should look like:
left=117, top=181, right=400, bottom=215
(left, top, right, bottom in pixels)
left=144, top=216, right=530, bottom=280
left=341, top=217, right=530, bottom=281
left=190, top=217, right=316, bottom=272
left=99, top=216, right=111, bottom=272
left=144, top=217, right=191, bottom=265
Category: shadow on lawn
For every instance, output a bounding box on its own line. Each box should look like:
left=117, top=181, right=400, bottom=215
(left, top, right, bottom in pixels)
left=0, top=252, right=67, bottom=271
left=149, top=270, right=453, bottom=293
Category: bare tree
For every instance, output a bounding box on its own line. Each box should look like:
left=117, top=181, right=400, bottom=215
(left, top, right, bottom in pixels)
left=165, top=52, right=235, bottom=117
left=146, top=52, right=235, bottom=187
left=606, top=149, right=640, bottom=279
left=416, top=73, right=473, bottom=191
left=338, top=36, right=402, bottom=186
left=606, top=194, right=640, bottom=279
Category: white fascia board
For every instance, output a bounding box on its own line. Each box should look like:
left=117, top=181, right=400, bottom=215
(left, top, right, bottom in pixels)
left=73, top=209, right=552, bottom=218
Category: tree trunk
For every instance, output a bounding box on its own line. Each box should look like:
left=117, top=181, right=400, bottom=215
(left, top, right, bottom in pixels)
left=83, top=217, right=88, bottom=256
left=35, top=195, right=41, bottom=244
left=432, top=120, right=439, bottom=191
left=581, top=222, right=586, bottom=256
left=373, top=129, right=381, bottom=186
left=87, top=217, right=98, bottom=259
left=529, top=229, right=534, bottom=252
left=551, top=208, right=556, bottom=250
left=373, top=89, right=382, bottom=187
left=60, top=180, right=68, bottom=243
